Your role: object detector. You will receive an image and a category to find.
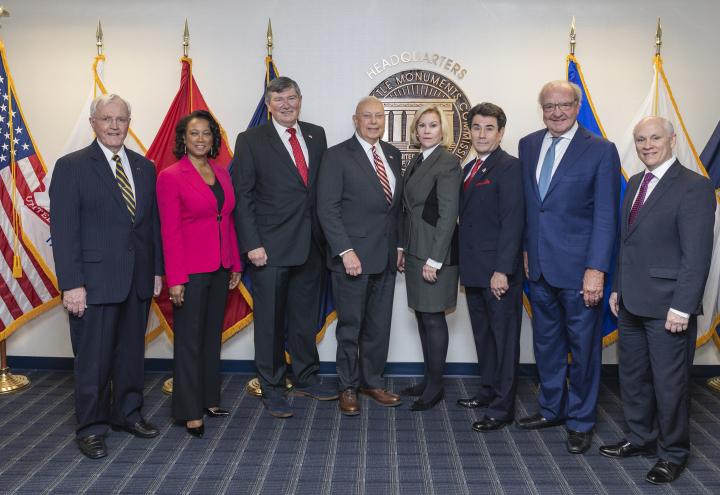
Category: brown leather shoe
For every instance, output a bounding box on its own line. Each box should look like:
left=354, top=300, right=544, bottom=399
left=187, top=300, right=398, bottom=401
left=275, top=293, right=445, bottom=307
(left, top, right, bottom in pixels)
left=339, top=388, right=360, bottom=416
left=359, top=387, right=402, bottom=407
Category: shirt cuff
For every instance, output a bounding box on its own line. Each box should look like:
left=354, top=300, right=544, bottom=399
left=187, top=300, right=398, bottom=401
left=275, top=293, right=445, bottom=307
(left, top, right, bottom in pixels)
left=669, top=308, right=690, bottom=319
left=426, top=258, right=443, bottom=269
left=339, top=249, right=353, bottom=257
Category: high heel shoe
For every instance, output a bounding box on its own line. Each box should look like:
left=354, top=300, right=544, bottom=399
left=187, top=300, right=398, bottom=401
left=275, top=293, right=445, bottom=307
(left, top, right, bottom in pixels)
left=410, top=390, right=444, bottom=411
left=204, top=407, right=230, bottom=417
left=186, top=422, right=204, bottom=438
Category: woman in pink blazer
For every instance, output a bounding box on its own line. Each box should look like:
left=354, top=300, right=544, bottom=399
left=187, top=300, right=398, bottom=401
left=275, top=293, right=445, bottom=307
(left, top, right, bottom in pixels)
left=157, top=110, right=242, bottom=438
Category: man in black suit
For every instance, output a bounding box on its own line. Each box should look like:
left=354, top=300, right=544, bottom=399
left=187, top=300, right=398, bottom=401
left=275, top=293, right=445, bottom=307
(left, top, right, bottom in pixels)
left=456, top=103, right=524, bottom=431
left=600, top=116, right=715, bottom=484
left=50, top=94, right=163, bottom=459
left=232, top=77, right=334, bottom=418
left=317, top=96, right=404, bottom=415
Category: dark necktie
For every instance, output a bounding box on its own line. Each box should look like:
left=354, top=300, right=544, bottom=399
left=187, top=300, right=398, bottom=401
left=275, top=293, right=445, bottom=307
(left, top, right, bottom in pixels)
left=112, top=154, right=135, bottom=221
left=408, top=152, right=423, bottom=177
left=287, top=128, right=308, bottom=186
left=371, top=145, right=393, bottom=204
left=463, top=157, right=484, bottom=191
left=628, top=172, right=655, bottom=226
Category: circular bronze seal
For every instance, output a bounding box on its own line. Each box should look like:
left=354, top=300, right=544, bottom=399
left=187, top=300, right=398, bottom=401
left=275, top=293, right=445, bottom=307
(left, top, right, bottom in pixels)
left=370, top=69, right=472, bottom=170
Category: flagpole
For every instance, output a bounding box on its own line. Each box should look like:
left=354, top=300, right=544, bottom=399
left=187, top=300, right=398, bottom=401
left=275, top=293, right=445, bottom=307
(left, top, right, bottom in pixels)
left=0, top=5, right=30, bottom=394
left=569, top=16, right=576, bottom=56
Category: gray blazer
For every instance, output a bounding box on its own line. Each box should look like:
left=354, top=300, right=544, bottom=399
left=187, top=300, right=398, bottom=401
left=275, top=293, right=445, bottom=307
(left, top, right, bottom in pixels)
left=401, top=146, right=461, bottom=265
left=613, top=160, right=715, bottom=319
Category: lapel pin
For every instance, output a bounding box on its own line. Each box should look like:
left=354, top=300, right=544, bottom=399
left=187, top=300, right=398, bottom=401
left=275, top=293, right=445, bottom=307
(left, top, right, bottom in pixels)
left=389, top=154, right=394, bottom=159
left=308, top=134, right=313, bottom=139
left=481, top=168, right=487, bottom=173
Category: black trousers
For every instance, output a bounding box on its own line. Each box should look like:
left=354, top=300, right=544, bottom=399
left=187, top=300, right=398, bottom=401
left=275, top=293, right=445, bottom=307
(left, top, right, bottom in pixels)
left=618, top=302, right=696, bottom=465
left=172, top=268, right=229, bottom=421
left=69, top=283, right=150, bottom=438
left=332, top=267, right=396, bottom=391
left=250, top=242, right=324, bottom=398
left=465, top=283, right=522, bottom=421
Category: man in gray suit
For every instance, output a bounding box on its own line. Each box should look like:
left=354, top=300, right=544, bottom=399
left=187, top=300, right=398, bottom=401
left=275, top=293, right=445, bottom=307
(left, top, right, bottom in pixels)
left=317, top=96, right=404, bottom=415
left=599, top=116, right=715, bottom=484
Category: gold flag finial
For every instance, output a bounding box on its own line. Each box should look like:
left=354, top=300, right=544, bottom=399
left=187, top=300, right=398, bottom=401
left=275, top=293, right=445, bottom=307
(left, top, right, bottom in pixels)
left=0, top=6, right=11, bottom=29
left=96, top=20, right=104, bottom=56
left=266, top=18, right=273, bottom=57
left=655, top=18, right=662, bottom=56
left=183, top=18, right=190, bottom=57
left=569, top=16, right=576, bottom=55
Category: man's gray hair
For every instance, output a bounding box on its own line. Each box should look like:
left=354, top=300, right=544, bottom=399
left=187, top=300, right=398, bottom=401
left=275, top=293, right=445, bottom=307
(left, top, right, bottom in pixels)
left=538, top=80, right=583, bottom=106
left=264, top=77, right=302, bottom=104
left=90, top=94, right=131, bottom=118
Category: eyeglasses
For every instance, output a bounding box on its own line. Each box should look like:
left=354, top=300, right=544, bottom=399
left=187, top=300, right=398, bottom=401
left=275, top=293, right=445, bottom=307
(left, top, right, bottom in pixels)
left=93, top=116, right=130, bottom=126
left=541, top=101, right=577, bottom=112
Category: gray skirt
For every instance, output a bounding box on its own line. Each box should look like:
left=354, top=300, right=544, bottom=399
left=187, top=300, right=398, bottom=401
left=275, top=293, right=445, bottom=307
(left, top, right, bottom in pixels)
left=405, top=253, right=458, bottom=312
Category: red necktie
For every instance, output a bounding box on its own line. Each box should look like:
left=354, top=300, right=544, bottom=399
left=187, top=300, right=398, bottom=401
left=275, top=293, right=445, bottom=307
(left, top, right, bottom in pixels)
left=628, top=172, right=655, bottom=226
left=287, top=128, right=308, bottom=186
left=371, top=145, right=393, bottom=204
left=463, top=158, right=484, bottom=190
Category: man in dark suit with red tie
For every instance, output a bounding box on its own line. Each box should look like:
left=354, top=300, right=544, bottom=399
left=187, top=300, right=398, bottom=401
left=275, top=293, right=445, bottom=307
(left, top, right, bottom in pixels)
left=599, top=116, right=715, bottom=484
left=50, top=94, right=163, bottom=459
left=456, top=103, right=524, bottom=431
left=232, top=77, right=334, bottom=418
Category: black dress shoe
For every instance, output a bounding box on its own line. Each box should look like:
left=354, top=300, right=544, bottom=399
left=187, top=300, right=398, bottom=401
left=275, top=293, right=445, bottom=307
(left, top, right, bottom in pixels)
left=400, top=383, right=425, bottom=396
left=646, top=459, right=685, bottom=484
left=77, top=434, right=107, bottom=459
left=599, top=440, right=655, bottom=458
left=410, top=391, right=444, bottom=411
left=186, top=423, right=205, bottom=438
left=204, top=407, right=230, bottom=417
left=472, top=417, right=512, bottom=432
left=516, top=413, right=565, bottom=430
left=457, top=398, right=489, bottom=409
left=112, top=420, right=159, bottom=438
left=566, top=429, right=593, bottom=454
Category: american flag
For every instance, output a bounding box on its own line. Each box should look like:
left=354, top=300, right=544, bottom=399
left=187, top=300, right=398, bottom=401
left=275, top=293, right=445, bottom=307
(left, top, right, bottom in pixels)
left=0, top=41, right=60, bottom=341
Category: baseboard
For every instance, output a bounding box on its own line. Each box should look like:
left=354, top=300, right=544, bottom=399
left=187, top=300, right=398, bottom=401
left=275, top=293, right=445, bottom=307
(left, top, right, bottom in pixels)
left=8, top=356, right=720, bottom=378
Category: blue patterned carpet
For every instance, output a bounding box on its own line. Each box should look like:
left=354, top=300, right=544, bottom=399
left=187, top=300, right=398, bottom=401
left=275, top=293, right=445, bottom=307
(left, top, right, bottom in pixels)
left=1, top=372, right=719, bottom=494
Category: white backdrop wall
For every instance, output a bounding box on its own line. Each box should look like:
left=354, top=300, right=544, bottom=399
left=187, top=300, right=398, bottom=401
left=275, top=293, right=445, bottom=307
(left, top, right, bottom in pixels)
left=5, top=0, right=720, bottom=365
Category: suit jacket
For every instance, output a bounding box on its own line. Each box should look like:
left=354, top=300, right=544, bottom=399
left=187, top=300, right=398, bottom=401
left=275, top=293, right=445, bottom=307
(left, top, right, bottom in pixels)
left=156, top=156, right=242, bottom=287
left=613, top=161, right=715, bottom=319
left=401, top=146, right=461, bottom=265
left=317, top=135, right=403, bottom=274
left=520, top=125, right=620, bottom=289
left=231, top=121, right=327, bottom=266
left=459, top=147, right=524, bottom=288
left=50, top=140, right=163, bottom=304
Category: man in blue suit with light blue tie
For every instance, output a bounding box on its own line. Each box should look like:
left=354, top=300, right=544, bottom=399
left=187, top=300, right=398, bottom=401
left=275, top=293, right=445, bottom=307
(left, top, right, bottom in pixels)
left=517, top=81, right=620, bottom=454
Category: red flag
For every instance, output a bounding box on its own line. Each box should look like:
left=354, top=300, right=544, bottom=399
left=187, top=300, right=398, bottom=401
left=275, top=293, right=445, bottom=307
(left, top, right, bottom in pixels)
left=146, top=57, right=252, bottom=342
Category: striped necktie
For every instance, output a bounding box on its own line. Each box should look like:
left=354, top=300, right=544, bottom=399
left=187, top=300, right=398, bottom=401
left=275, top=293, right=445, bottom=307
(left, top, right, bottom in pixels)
left=371, top=145, right=393, bottom=204
left=112, top=154, right=136, bottom=221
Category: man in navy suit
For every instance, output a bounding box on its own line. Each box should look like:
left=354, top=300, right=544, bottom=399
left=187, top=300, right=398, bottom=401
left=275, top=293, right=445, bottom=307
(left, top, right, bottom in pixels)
left=517, top=81, right=620, bottom=454
left=456, top=103, right=524, bottom=431
left=50, top=94, right=164, bottom=459
left=599, top=117, right=715, bottom=484
left=232, top=77, right=334, bottom=419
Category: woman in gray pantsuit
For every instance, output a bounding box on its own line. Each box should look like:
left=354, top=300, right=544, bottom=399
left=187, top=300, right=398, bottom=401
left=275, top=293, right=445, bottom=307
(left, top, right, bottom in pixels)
left=399, top=104, right=462, bottom=411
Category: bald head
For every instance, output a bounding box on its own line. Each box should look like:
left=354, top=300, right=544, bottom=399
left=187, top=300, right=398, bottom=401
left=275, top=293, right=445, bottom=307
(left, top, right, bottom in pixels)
left=633, top=116, right=676, bottom=171
left=353, top=96, right=386, bottom=144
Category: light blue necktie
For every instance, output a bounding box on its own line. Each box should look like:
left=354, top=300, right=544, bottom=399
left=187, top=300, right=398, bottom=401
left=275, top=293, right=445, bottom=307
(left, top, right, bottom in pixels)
left=538, top=137, right=560, bottom=200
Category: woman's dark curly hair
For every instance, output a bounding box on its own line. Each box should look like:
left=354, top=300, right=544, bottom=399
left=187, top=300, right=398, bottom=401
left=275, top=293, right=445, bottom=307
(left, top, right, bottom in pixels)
left=173, top=109, right=222, bottom=159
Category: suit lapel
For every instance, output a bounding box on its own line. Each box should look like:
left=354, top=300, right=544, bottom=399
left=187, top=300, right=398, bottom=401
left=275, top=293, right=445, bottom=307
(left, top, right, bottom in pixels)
left=180, top=156, right=216, bottom=209
left=298, top=122, right=319, bottom=187
left=264, top=122, right=305, bottom=186
left=543, top=127, right=592, bottom=199
left=460, top=148, right=501, bottom=213
left=406, top=147, right=441, bottom=190
left=525, top=132, right=543, bottom=202
left=349, top=136, right=387, bottom=205
left=626, top=162, right=681, bottom=238
left=89, top=141, right=132, bottom=222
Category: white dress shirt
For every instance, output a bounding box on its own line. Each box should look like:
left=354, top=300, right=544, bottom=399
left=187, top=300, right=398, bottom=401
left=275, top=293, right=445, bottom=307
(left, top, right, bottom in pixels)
left=272, top=118, right=309, bottom=168
left=630, top=156, right=688, bottom=319
left=97, top=141, right=135, bottom=195
left=535, top=121, right=579, bottom=182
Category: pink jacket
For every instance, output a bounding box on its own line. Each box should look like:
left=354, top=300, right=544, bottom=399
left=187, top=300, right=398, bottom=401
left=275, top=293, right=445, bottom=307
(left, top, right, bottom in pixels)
left=157, top=156, right=242, bottom=287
